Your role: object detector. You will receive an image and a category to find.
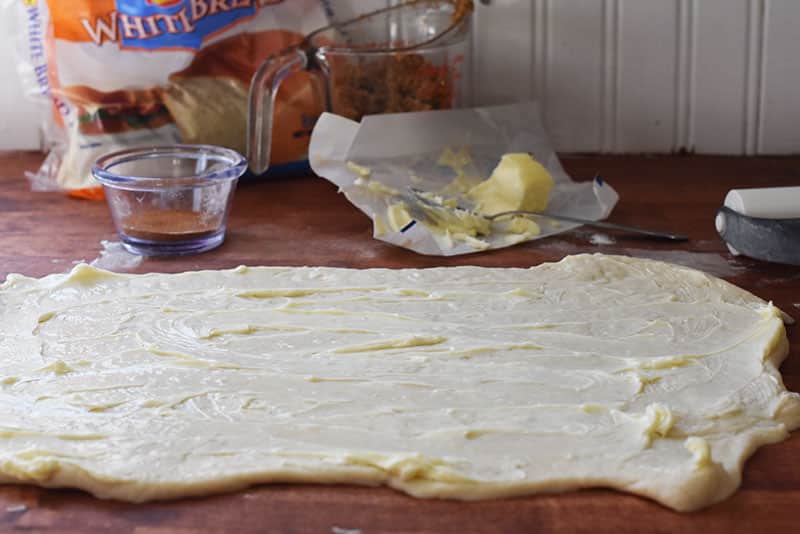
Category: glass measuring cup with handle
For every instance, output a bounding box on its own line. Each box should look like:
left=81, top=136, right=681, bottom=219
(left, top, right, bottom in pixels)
left=247, top=0, right=473, bottom=175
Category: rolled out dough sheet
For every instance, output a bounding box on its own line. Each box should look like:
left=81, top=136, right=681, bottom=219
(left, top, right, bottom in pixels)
left=0, top=254, right=798, bottom=511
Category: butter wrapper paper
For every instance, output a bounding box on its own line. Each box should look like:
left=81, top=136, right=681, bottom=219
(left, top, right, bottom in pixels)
left=309, top=102, right=618, bottom=256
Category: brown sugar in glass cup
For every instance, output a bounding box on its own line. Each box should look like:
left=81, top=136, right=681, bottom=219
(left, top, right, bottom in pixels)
left=247, top=0, right=473, bottom=175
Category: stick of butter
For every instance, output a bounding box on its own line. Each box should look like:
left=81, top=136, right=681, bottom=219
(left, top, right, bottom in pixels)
left=467, top=153, right=554, bottom=215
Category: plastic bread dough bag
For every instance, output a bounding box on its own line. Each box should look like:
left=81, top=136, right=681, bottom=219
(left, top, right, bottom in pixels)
left=10, top=0, right=385, bottom=197
left=309, top=101, right=619, bottom=256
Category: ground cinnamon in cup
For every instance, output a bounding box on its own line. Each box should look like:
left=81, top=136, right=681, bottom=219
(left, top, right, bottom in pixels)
left=122, top=210, right=222, bottom=242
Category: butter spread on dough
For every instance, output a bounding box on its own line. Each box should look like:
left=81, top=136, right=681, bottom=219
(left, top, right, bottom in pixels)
left=0, top=254, right=798, bottom=511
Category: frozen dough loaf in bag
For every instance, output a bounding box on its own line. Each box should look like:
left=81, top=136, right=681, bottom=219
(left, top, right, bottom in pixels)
left=13, top=0, right=330, bottom=197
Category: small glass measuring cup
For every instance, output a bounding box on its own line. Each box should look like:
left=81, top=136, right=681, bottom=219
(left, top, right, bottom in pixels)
left=92, top=145, right=246, bottom=256
left=248, top=0, right=473, bottom=175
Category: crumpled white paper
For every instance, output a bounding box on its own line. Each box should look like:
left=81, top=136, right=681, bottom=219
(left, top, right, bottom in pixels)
left=309, top=101, right=618, bottom=256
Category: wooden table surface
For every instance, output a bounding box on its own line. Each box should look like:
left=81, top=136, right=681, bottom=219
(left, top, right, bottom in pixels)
left=1, top=151, right=800, bottom=533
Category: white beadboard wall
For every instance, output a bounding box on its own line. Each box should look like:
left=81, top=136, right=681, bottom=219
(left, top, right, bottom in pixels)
left=473, top=0, right=800, bottom=154
left=2, top=0, right=799, bottom=154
